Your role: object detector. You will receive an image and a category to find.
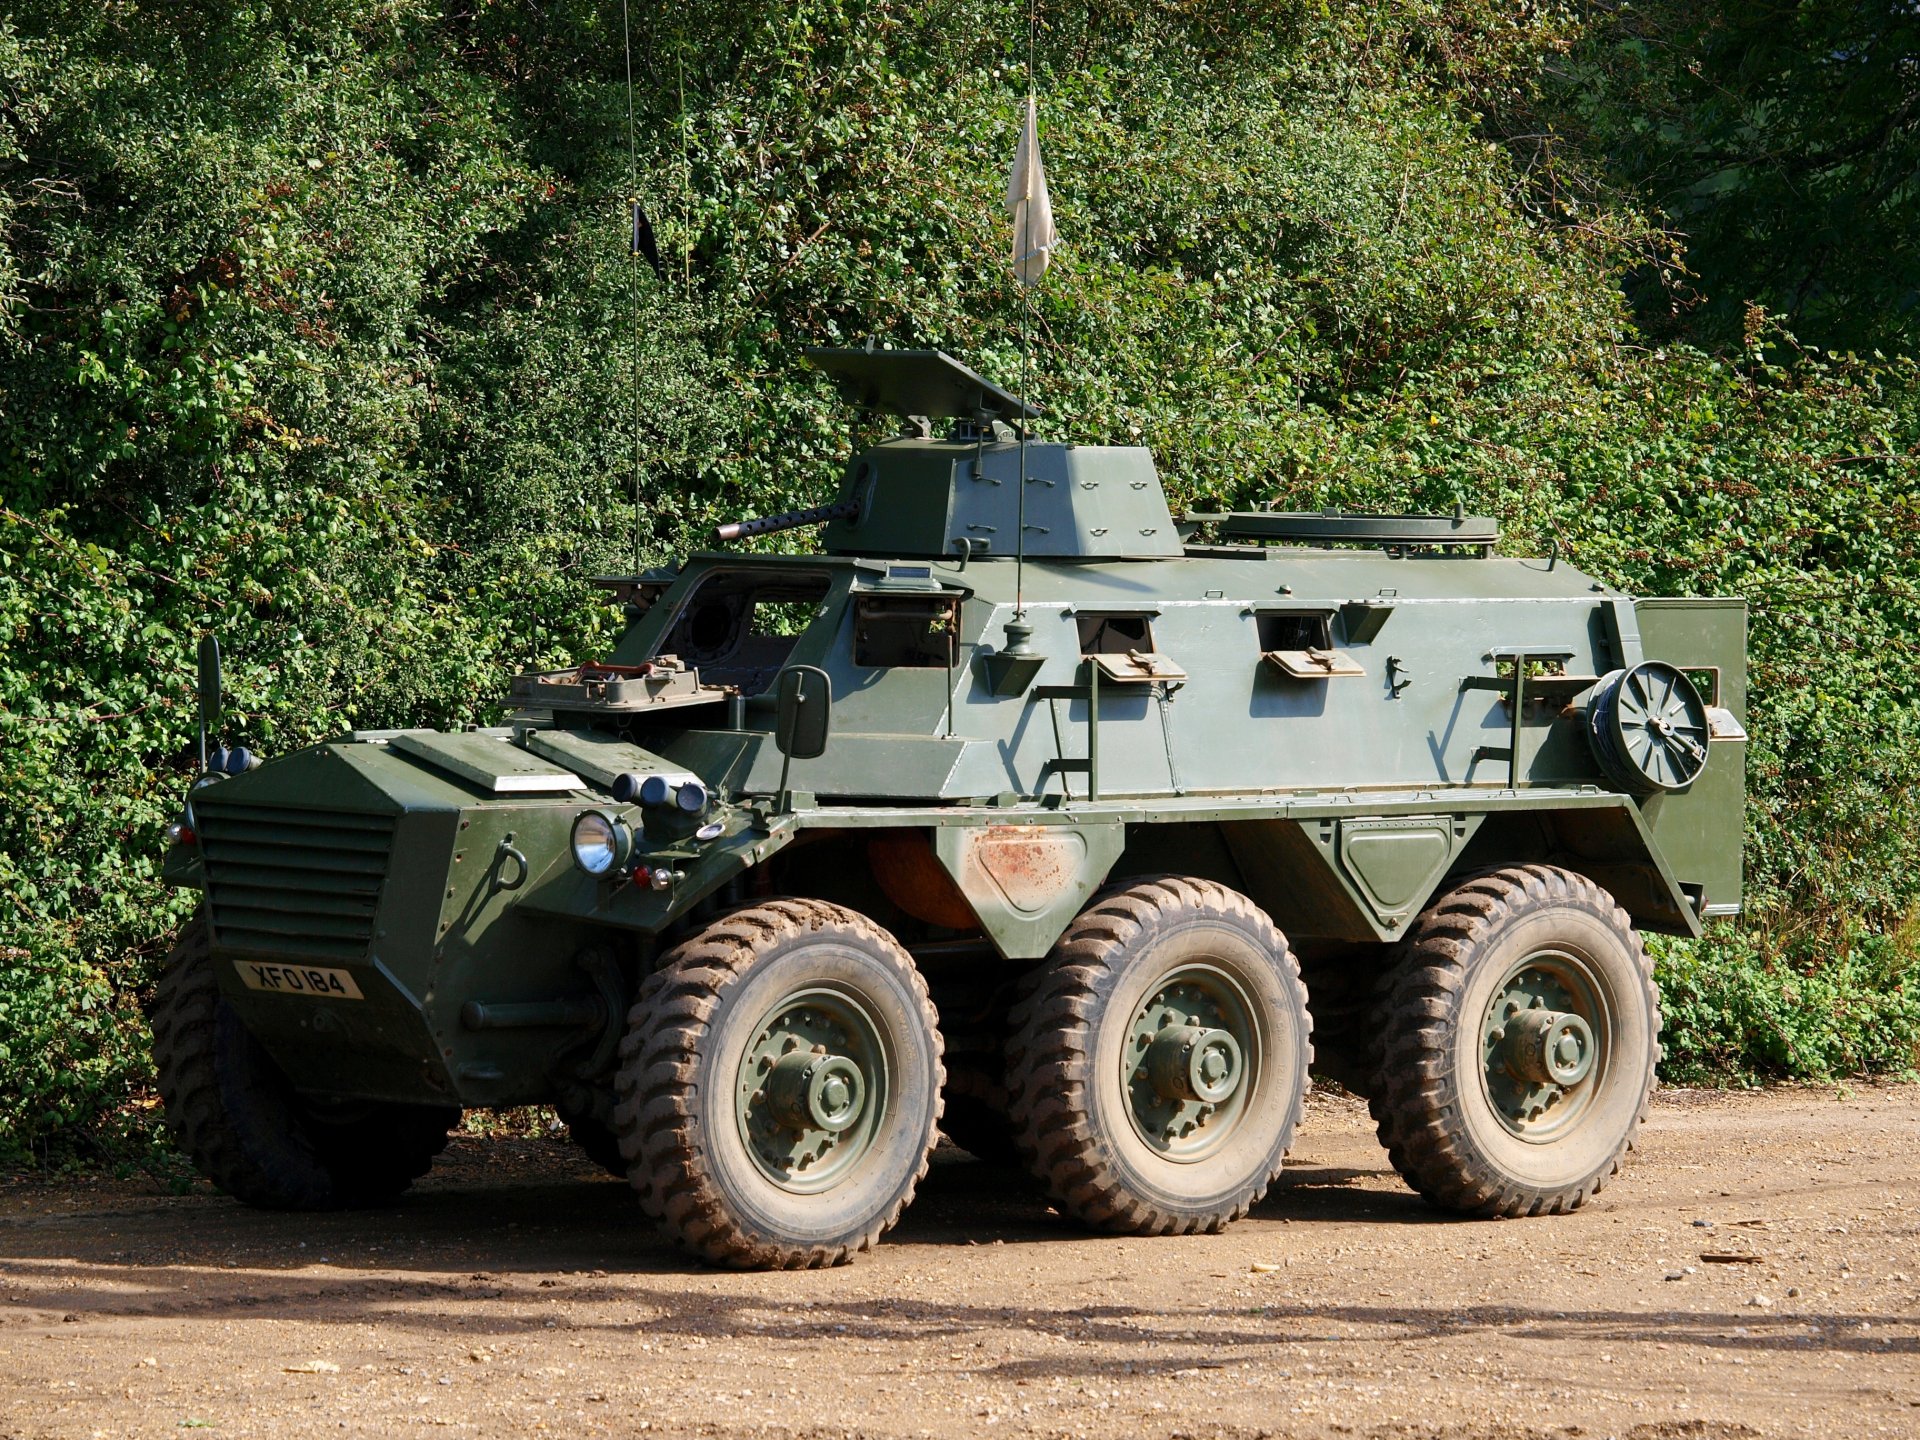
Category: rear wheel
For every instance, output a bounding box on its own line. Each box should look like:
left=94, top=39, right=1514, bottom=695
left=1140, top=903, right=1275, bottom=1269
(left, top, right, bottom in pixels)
left=1004, top=877, right=1312, bottom=1235
left=151, top=914, right=457, bottom=1209
left=1368, top=865, right=1660, bottom=1216
left=612, top=900, right=944, bottom=1269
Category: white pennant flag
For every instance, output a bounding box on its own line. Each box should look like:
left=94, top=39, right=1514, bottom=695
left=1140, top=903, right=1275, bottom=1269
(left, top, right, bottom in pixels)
left=1005, top=96, right=1056, bottom=287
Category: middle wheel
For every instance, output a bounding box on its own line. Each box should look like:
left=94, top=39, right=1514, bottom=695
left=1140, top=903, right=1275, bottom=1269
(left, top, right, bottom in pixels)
left=1005, top=877, right=1312, bottom=1235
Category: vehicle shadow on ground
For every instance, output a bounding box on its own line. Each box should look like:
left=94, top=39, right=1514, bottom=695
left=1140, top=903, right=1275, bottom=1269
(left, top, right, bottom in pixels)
left=1, top=1248, right=1909, bottom=1369
left=0, top=1149, right=1442, bottom=1278
left=7, top=1152, right=1912, bottom=1367
left=4, top=1150, right=1914, bottom=1366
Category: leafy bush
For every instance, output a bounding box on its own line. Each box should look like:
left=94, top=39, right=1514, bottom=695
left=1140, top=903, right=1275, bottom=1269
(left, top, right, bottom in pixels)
left=2, top=2, right=1917, bottom=1163
left=1656, top=929, right=1920, bottom=1085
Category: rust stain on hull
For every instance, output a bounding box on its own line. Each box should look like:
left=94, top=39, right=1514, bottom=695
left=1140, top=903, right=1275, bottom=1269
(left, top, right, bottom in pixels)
left=962, top=826, right=1087, bottom=917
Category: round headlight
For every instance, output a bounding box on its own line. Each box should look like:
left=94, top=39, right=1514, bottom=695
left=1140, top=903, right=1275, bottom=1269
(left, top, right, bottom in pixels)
left=570, top=811, right=631, bottom=876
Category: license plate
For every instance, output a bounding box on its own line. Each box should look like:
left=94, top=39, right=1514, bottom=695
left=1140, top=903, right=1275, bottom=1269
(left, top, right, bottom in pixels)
left=234, top=960, right=365, bottom=1000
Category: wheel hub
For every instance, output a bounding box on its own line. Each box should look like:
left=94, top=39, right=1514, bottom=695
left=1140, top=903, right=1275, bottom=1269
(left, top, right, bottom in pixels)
left=1145, top=1024, right=1243, bottom=1104
left=1480, top=956, right=1607, bottom=1142
left=1500, top=1008, right=1595, bottom=1087
left=735, top=991, right=888, bottom=1193
left=1123, top=968, right=1261, bottom=1163
left=766, top=1051, right=867, bottom=1133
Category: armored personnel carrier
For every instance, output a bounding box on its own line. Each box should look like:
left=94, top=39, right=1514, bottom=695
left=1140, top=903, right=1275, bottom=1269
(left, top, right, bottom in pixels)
left=155, top=348, right=1746, bottom=1268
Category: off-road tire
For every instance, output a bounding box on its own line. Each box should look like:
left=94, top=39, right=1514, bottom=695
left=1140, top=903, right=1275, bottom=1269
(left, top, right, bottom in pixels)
left=151, top=914, right=457, bottom=1209
left=1004, top=876, right=1312, bottom=1235
left=611, top=899, right=944, bottom=1269
left=1368, top=864, right=1661, bottom=1217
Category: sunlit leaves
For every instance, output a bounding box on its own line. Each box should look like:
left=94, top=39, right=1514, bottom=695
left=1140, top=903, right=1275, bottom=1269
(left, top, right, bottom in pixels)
left=2, top=3, right=1919, bottom=1161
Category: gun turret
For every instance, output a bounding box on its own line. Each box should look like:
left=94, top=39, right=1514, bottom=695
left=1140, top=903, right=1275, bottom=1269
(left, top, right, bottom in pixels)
left=797, top=347, right=1183, bottom=561
left=714, top=499, right=860, bottom=543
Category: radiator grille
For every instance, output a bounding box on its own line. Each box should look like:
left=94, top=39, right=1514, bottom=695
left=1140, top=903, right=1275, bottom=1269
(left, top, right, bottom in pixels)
left=197, top=804, right=396, bottom=961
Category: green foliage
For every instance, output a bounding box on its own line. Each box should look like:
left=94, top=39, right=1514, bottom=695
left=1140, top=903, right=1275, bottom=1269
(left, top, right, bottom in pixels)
left=1545, top=1, right=1920, bottom=353
left=2, top=1, right=1917, bottom=1162
left=0, top=919, right=157, bottom=1166
left=1656, top=928, right=1920, bottom=1085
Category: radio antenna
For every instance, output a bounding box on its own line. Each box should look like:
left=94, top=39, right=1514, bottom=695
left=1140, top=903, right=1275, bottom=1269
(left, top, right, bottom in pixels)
left=621, top=0, right=644, bottom=576
left=1000, top=0, right=1052, bottom=668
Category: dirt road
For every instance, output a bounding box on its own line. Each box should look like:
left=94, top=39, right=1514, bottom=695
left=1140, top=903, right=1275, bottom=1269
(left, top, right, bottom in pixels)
left=2, top=1085, right=1916, bottom=1440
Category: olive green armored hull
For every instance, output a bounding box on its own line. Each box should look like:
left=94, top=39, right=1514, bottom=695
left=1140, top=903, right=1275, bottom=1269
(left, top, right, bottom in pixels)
left=157, top=348, right=1746, bottom=1267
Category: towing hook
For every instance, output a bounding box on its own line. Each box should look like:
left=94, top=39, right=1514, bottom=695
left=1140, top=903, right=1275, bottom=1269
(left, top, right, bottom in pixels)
left=494, top=839, right=529, bottom=892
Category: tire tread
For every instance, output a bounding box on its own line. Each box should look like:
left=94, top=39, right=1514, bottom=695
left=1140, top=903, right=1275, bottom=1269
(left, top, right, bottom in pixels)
left=1367, top=864, right=1661, bottom=1217
left=611, top=899, right=943, bottom=1269
left=1004, top=876, right=1312, bottom=1236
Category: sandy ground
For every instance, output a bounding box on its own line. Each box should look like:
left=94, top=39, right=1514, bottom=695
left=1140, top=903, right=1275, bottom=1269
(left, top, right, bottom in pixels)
left=1, top=1084, right=1916, bottom=1440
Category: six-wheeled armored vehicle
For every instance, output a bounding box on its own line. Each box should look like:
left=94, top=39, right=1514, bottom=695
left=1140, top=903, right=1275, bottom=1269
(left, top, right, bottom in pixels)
left=155, top=347, right=1746, bottom=1268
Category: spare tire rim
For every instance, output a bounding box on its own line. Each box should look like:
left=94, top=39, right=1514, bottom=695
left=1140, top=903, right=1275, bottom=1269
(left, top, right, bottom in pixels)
left=1479, top=950, right=1611, bottom=1144
left=1121, top=963, right=1263, bottom=1164
left=735, top=984, right=890, bottom=1195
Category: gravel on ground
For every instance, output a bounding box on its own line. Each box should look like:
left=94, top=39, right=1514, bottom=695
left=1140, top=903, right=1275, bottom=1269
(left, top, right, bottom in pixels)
left=1, top=1084, right=1915, bottom=1440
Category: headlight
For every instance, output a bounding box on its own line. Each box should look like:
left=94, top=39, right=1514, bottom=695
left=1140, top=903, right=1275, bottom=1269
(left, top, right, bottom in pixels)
left=570, top=811, right=632, bottom=876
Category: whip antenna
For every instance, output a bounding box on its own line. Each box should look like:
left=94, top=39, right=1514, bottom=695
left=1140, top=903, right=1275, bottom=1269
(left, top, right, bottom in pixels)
left=621, top=0, right=645, bottom=575
left=1014, top=0, right=1036, bottom=619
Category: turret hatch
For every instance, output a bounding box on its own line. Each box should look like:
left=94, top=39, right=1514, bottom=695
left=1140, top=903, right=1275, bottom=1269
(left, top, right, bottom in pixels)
left=806, top=346, right=1181, bottom=562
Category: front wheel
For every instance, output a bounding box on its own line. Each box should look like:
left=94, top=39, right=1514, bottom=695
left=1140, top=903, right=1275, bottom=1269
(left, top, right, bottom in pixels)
left=151, top=915, right=457, bottom=1209
left=1004, top=877, right=1312, bottom=1235
left=1368, top=865, right=1660, bottom=1216
left=612, top=900, right=944, bottom=1269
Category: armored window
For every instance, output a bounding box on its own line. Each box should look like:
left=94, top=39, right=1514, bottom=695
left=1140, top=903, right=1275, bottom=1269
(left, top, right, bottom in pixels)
left=1255, top=612, right=1331, bottom=652
left=1076, top=611, right=1185, bottom=683
left=853, top=596, right=959, bottom=668
left=1256, top=608, right=1364, bottom=679
left=1077, top=613, right=1154, bottom=655
left=658, top=569, right=832, bottom=696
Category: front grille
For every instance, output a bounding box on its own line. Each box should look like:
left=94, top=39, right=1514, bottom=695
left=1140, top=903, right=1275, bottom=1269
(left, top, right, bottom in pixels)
left=197, top=805, right=396, bottom=961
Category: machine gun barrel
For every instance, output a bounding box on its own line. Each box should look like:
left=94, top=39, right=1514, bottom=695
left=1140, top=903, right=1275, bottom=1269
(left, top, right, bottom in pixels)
left=714, top=499, right=860, bottom=543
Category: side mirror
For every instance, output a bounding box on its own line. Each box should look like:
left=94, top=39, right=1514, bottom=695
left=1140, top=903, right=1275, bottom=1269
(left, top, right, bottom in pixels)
left=773, top=665, right=833, bottom=760
left=196, top=634, right=223, bottom=772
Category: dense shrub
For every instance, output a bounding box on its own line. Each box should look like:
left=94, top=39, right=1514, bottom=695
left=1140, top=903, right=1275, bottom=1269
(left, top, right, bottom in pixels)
left=2, top=1, right=1916, bottom=1163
